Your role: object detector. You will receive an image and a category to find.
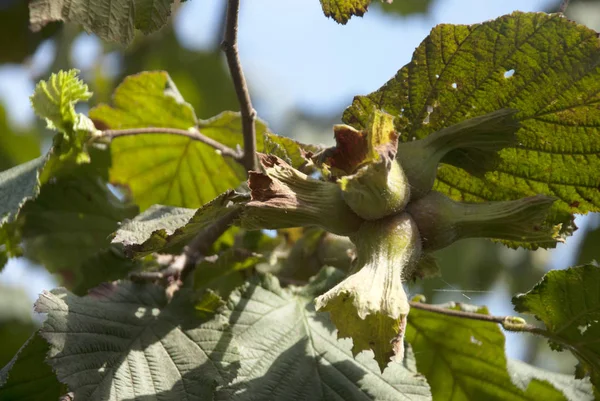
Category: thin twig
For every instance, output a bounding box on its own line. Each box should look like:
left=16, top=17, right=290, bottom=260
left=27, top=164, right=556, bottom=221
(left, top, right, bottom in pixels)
left=179, top=209, right=241, bottom=282
left=222, top=0, right=258, bottom=172
left=101, top=127, right=242, bottom=160
left=559, top=0, right=570, bottom=13
left=409, top=301, right=548, bottom=335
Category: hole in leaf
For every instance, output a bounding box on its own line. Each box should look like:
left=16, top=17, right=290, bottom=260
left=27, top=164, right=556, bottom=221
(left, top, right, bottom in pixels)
left=470, top=335, right=482, bottom=346
left=451, top=82, right=457, bottom=89
left=504, top=69, right=515, bottom=78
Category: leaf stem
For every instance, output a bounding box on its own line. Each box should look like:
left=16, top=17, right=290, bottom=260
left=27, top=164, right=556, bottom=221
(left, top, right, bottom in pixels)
left=101, top=127, right=242, bottom=160
left=222, top=0, right=258, bottom=172
left=409, top=301, right=548, bottom=335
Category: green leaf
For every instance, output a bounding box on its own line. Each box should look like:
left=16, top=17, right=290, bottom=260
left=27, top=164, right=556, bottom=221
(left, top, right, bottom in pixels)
left=376, top=0, right=433, bottom=17
left=0, top=0, right=59, bottom=64
left=31, top=69, right=92, bottom=133
left=406, top=302, right=593, bottom=400
left=34, top=282, right=240, bottom=400
left=29, top=0, right=178, bottom=45
left=0, top=104, right=41, bottom=172
left=31, top=70, right=99, bottom=181
left=194, top=248, right=263, bottom=298
left=17, top=170, right=139, bottom=294
left=320, top=0, right=370, bottom=24
left=576, top=223, right=600, bottom=265
left=90, top=72, right=249, bottom=211
left=0, top=156, right=45, bottom=226
left=219, top=271, right=432, bottom=400
left=513, top=264, right=600, bottom=390
left=508, top=359, right=593, bottom=401
left=343, top=12, right=600, bottom=233
left=112, top=191, right=245, bottom=258
left=0, top=286, right=36, bottom=368
left=0, top=334, right=64, bottom=400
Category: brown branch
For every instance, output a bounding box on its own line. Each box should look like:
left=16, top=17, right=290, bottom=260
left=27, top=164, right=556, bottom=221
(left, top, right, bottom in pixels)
left=558, top=0, right=570, bottom=13
left=221, top=0, right=258, bottom=172
left=409, top=301, right=548, bottom=335
left=179, top=209, right=241, bottom=282
left=101, top=127, right=242, bottom=161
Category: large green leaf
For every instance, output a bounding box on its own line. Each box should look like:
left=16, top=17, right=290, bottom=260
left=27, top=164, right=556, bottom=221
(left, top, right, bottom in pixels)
left=34, top=282, right=240, bottom=400
left=406, top=302, right=593, bottom=400
left=121, top=27, right=239, bottom=119
left=112, top=191, right=245, bottom=258
left=513, top=264, right=600, bottom=390
left=17, top=170, right=139, bottom=294
left=90, top=72, right=252, bottom=211
left=343, top=12, right=600, bottom=231
left=29, top=0, right=179, bottom=45
left=219, top=269, right=432, bottom=400
left=0, top=334, right=64, bottom=400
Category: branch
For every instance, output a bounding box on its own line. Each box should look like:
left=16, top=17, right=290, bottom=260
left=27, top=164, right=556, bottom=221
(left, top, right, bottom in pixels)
left=128, top=209, right=240, bottom=287
left=559, top=0, right=570, bottom=13
left=222, top=0, right=258, bottom=172
left=101, top=127, right=242, bottom=161
left=409, top=301, right=548, bottom=335
left=179, top=209, right=241, bottom=281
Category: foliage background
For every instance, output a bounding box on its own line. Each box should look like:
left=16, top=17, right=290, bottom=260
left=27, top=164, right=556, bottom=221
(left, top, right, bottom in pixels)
left=0, top=0, right=599, bottom=377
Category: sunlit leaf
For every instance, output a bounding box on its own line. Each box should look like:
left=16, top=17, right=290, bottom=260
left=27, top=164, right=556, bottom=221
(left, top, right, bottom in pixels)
left=34, top=282, right=240, bottom=400
left=343, top=12, right=600, bottom=236
left=320, top=0, right=370, bottom=24
left=90, top=72, right=250, bottom=211
left=406, top=302, right=594, bottom=400
left=219, top=269, right=432, bottom=400
left=513, top=264, right=600, bottom=391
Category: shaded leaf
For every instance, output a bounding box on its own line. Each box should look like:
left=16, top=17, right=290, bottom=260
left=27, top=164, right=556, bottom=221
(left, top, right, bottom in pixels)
left=194, top=248, right=263, bottom=298
left=0, top=0, right=59, bottom=64
left=219, top=270, right=432, bottom=400
left=343, top=12, right=600, bottom=233
left=0, top=286, right=36, bottom=368
left=406, top=302, right=593, bottom=400
left=377, top=0, right=433, bottom=16
left=575, top=220, right=600, bottom=265
left=34, top=282, right=240, bottom=400
left=0, top=157, right=45, bottom=226
left=0, top=104, right=41, bottom=172
left=29, top=0, right=178, bottom=45
left=513, top=264, right=600, bottom=390
left=0, top=334, right=64, bottom=400
left=112, top=191, right=246, bottom=258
